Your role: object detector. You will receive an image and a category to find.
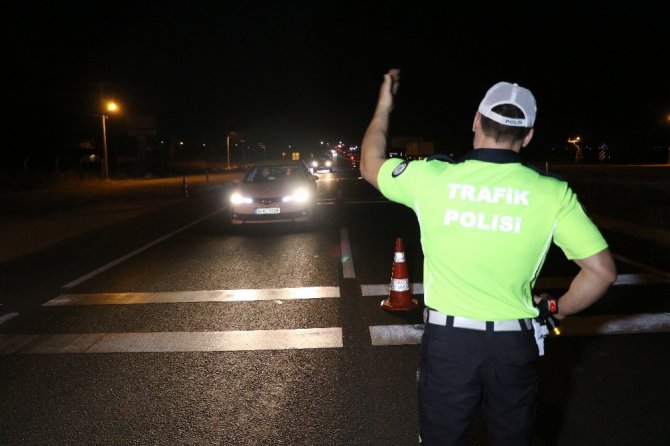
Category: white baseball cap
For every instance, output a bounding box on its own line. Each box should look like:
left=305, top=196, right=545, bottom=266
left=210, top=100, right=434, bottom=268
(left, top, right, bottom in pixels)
left=478, top=81, right=537, bottom=128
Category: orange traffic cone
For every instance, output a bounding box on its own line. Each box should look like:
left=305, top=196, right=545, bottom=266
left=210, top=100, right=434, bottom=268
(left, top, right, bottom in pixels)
left=381, top=237, right=418, bottom=311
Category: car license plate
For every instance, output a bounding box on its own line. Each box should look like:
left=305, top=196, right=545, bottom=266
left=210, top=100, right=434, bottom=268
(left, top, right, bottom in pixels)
left=254, top=207, right=280, bottom=215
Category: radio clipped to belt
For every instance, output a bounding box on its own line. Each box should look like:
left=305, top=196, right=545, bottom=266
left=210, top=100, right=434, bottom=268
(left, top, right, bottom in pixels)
left=532, top=293, right=561, bottom=356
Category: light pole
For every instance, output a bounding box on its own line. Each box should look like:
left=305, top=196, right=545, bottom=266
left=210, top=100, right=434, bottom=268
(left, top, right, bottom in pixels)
left=101, top=101, right=119, bottom=179
left=567, top=136, right=582, bottom=163
left=226, top=130, right=242, bottom=169
left=101, top=114, right=109, bottom=179
left=226, top=135, right=231, bottom=169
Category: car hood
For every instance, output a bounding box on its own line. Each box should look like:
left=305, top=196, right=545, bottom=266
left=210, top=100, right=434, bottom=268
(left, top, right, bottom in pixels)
left=236, top=180, right=312, bottom=198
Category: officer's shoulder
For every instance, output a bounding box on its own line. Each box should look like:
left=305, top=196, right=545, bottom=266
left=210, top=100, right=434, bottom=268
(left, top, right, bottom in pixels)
left=425, top=154, right=460, bottom=164
left=521, top=161, right=567, bottom=182
left=389, top=155, right=442, bottom=178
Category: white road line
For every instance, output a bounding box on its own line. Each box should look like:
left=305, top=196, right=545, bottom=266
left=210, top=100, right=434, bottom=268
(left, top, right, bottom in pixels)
left=537, top=273, right=670, bottom=288
left=43, top=287, right=341, bottom=306
left=340, top=227, right=356, bottom=279
left=361, top=273, right=668, bottom=297
left=370, top=324, right=424, bottom=346
left=370, top=313, right=670, bottom=346
left=559, top=313, right=670, bottom=336
left=612, top=254, right=670, bottom=281
left=612, top=273, right=670, bottom=285
left=0, top=328, right=344, bottom=354
left=362, top=283, right=423, bottom=296
left=0, top=312, right=19, bottom=326
left=4, top=315, right=669, bottom=354
left=62, top=209, right=224, bottom=289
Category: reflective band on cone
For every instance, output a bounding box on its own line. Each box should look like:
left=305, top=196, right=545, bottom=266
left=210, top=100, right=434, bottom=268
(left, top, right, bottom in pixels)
left=391, top=278, right=410, bottom=292
left=381, top=237, right=418, bottom=311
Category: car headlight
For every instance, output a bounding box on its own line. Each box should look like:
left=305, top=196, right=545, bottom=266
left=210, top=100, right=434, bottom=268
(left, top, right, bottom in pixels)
left=325, top=160, right=332, bottom=167
left=311, top=160, right=318, bottom=167
left=230, top=192, right=253, bottom=205
left=283, top=188, right=311, bottom=203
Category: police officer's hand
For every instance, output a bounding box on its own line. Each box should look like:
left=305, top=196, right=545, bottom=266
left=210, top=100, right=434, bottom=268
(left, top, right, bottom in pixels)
left=533, top=293, right=560, bottom=321
left=376, top=68, right=400, bottom=113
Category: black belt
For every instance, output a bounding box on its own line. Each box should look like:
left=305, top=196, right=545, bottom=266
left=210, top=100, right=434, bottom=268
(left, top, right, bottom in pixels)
left=424, top=308, right=532, bottom=332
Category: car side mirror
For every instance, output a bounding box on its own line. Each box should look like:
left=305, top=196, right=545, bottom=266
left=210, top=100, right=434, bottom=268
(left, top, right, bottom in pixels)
left=311, top=175, right=319, bottom=181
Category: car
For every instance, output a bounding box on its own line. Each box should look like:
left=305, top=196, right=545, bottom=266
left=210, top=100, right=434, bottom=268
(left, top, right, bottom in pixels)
left=229, top=159, right=319, bottom=224
left=308, top=154, right=333, bottom=173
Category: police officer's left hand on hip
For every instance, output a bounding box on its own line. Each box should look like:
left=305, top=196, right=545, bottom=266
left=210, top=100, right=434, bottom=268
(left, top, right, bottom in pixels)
left=534, top=293, right=561, bottom=336
left=535, top=293, right=559, bottom=320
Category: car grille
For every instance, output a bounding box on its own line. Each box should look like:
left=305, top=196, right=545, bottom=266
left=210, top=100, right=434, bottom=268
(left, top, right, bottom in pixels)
left=235, top=210, right=309, bottom=222
left=253, top=197, right=281, bottom=205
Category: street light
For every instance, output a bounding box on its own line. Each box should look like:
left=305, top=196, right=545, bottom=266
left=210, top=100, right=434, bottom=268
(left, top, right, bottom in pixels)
left=101, top=101, right=119, bottom=179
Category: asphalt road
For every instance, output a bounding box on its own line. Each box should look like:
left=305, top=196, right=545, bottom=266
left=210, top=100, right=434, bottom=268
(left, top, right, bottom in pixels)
left=0, top=172, right=242, bottom=263
left=2, top=164, right=668, bottom=263
left=0, top=165, right=669, bottom=445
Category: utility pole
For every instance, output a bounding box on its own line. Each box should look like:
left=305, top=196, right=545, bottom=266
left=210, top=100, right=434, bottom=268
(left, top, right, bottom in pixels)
left=226, top=135, right=231, bottom=169
left=101, top=114, right=109, bottom=179
left=93, top=82, right=110, bottom=179
left=225, top=120, right=231, bottom=170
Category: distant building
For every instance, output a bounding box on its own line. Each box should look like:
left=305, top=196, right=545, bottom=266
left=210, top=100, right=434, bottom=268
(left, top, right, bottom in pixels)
left=390, top=136, right=435, bottom=159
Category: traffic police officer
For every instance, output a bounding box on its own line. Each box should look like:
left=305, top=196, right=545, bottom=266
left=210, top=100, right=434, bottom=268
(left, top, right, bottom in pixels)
left=360, top=69, right=617, bottom=445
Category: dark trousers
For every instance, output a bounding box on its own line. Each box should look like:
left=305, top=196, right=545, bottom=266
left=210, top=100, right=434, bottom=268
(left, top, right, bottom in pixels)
left=417, top=321, right=539, bottom=445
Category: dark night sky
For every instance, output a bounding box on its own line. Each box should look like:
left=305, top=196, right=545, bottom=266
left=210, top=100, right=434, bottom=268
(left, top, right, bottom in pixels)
left=5, top=1, right=670, bottom=159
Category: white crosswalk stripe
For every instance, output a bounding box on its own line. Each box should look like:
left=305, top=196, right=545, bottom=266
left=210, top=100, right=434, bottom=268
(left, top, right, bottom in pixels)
left=43, top=287, right=340, bottom=306
left=361, top=273, right=670, bottom=296
left=0, top=328, right=343, bottom=354
left=2, top=273, right=668, bottom=354
left=370, top=312, right=670, bottom=346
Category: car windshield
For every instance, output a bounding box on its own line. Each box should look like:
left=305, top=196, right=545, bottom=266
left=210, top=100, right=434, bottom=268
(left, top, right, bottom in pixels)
left=245, top=164, right=305, bottom=183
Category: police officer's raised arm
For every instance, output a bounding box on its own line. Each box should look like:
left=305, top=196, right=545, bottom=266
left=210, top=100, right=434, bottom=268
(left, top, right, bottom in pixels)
left=361, top=69, right=400, bottom=190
